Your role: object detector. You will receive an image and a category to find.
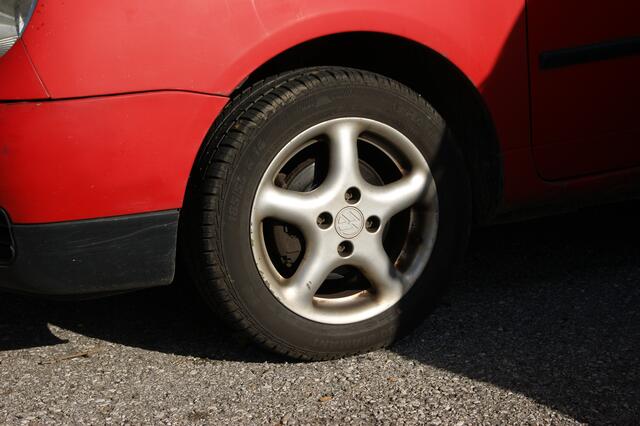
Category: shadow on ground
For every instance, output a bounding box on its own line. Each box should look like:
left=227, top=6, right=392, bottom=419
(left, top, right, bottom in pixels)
left=394, top=201, right=640, bottom=424
left=1, top=201, right=639, bottom=423
left=0, top=275, right=278, bottom=363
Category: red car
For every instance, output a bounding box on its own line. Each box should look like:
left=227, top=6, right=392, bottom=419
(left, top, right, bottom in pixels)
left=1, top=0, right=638, bottom=359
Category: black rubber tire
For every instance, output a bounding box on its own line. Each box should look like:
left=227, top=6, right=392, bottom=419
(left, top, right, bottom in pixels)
left=182, top=67, right=471, bottom=360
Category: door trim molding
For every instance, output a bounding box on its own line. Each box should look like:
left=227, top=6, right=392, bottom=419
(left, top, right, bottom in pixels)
left=540, top=37, right=640, bottom=69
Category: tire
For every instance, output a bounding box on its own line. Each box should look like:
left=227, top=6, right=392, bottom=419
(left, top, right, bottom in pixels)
left=182, top=67, right=471, bottom=360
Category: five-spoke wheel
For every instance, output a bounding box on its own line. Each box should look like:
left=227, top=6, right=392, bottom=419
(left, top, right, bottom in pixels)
left=186, top=67, right=470, bottom=360
left=251, top=118, right=439, bottom=324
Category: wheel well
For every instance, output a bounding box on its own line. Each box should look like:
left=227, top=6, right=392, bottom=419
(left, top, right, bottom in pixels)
left=236, top=32, right=503, bottom=224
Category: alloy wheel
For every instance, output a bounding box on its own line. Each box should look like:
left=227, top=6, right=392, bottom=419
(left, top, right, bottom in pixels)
left=251, top=117, right=439, bottom=324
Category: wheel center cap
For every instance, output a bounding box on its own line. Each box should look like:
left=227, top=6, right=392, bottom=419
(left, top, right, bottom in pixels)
left=335, top=206, right=364, bottom=239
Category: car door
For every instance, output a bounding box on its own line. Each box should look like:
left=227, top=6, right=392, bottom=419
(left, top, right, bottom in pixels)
left=527, top=0, right=640, bottom=181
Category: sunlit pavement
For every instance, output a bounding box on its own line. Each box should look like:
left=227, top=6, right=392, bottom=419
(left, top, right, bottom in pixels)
left=1, top=201, right=638, bottom=424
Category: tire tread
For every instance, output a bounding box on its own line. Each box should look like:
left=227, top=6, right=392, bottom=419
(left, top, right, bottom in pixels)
left=186, top=67, right=446, bottom=360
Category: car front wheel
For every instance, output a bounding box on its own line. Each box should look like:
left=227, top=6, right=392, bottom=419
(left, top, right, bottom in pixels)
left=184, top=67, right=471, bottom=360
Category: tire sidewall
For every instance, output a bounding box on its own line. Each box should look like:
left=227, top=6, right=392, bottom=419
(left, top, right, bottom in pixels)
left=213, top=76, right=470, bottom=355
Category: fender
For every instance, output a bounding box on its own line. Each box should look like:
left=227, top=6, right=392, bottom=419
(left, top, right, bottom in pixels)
left=22, top=0, right=531, bottom=158
left=22, top=0, right=526, bottom=102
left=9, top=0, right=534, bottom=223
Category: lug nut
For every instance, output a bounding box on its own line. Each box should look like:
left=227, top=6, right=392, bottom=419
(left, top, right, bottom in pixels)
left=344, top=187, right=361, bottom=204
left=365, top=216, right=381, bottom=233
left=316, top=212, right=333, bottom=229
left=337, top=241, right=354, bottom=257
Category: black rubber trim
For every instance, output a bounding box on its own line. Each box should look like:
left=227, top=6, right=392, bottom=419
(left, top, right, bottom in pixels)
left=0, top=209, right=16, bottom=265
left=540, top=37, right=640, bottom=70
left=0, top=210, right=179, bottom=296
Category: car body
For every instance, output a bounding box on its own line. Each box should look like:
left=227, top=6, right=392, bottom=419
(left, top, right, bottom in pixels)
left=1, top=0, right=639, bottom=356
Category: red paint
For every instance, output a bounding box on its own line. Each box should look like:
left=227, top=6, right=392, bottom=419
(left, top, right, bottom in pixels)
left=0, top=40, right=48, bottom=100
left=527, top=0, right=640, bottom=180
left=22, top=1, right=523, bottom=99
left=0, top=0, right=638, bottom=224
left=0, top=92, right=227, bottom=223
left=20, top=0, right=531, bottom=162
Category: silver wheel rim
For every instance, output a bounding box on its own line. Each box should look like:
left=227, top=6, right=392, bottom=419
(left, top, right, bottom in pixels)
left=250, top=117, right=439, bottom=324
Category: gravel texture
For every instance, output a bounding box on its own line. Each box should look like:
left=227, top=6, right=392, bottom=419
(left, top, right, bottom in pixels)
left=1, top=201, right=639, bottom=425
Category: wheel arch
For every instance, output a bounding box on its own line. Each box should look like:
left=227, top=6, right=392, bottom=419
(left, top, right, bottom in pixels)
left=226, top=32, right=503, bottom=224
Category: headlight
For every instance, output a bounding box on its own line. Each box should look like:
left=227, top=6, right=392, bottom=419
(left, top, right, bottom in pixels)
left=0, top=0, right=37, bottom=58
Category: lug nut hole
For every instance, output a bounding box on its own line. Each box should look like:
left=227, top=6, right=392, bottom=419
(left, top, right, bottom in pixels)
left=344, top=187, right=361, bottom=204
left=365, top=216, right=381, bottom=233
left=337, top=241, right=354, bottom=257
left=316, top=212, right=333, bottom=229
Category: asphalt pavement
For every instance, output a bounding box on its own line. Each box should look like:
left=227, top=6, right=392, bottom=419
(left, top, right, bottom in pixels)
left=1, top=201, right=639, bottom=424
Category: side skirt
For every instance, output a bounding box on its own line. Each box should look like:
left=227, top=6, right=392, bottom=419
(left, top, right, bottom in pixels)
left=0, top=210, right=179, bottom=296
